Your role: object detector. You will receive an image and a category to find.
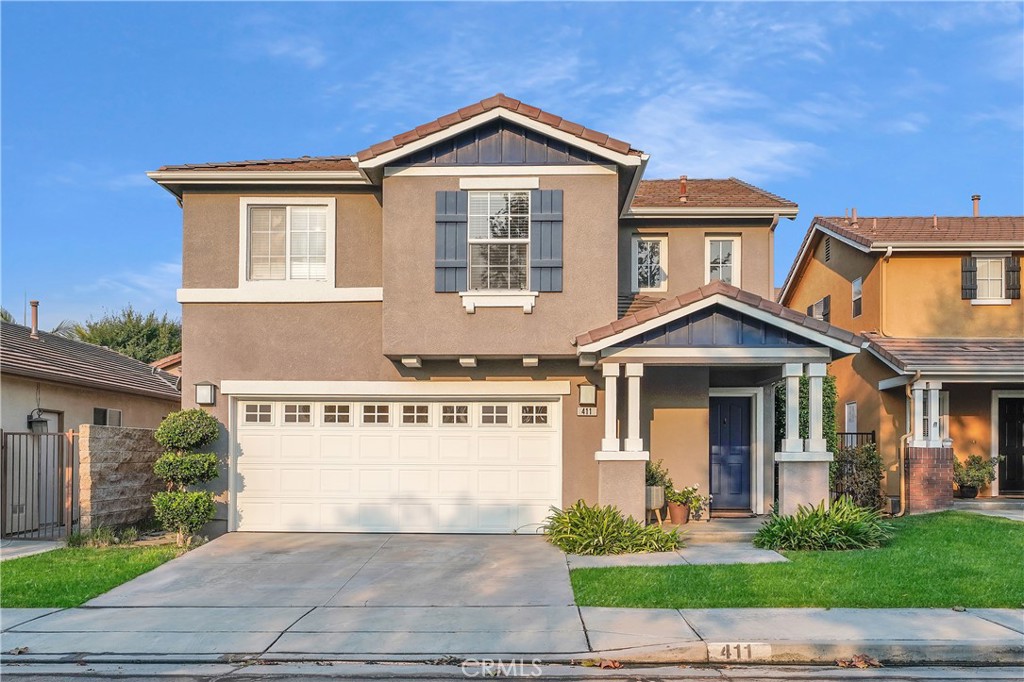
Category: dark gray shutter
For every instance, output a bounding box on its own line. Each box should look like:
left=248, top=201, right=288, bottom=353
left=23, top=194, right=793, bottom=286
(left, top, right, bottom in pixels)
left=806, top=304, right=814, bottom=316
left=435, top=191, right=468, bottom=293
left=961, top=256, right=977, bottom=299
left=1007, top=256, right=1021, bottom=299
left=822, top=295, right=831, bottom=323
left=530, top=189, right=563, bottom=292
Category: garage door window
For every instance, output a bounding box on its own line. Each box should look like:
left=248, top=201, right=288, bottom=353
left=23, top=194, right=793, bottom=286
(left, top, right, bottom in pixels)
left=283, top=404, right=312, bottom=425
left=323, top=404, right=351, bottom=425
left=244, top=403, right=273, bottom=424
left=401, top=404, right=430, bottom=425
left=362, top=404, right=390, bottom=425
left=521, top=405, right=548, bottom=425
left=441, top=405, right=470, bottom=425
left=481, top=405, right=509, bottom=425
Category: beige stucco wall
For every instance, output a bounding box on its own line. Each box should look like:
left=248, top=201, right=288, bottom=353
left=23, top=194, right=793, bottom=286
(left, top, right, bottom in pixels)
left=619, top=220, right=777, bottom=300
left=380, top=174, right=618, bottom=356
left=643, top=367, right=711, bottom=492
left=0, top=374, right=178, bottom=434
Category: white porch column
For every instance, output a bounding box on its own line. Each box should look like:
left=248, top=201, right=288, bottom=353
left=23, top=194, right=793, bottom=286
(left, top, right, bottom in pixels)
left=600, top=363, right=620, bottom=452
left=624, top=363, right=644, bottom=452
left=805, top=363, right=828, bottom=453
left=781, top=363, right=804, bottom=452
left=911, top=383, right=926, bottom=447
left=926, top=382, right=942, bottom=448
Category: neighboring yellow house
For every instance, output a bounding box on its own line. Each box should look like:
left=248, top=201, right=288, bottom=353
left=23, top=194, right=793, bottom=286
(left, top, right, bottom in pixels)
left=779, top=210, right=1023, bottom=502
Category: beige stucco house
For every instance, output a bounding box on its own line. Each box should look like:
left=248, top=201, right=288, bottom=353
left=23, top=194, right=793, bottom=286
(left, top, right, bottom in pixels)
left=151, top=94, right=864, bottom=535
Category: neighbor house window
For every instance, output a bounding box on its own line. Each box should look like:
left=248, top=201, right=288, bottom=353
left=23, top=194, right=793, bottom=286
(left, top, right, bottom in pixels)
left=844, top=402, right=858, bottom=432
left=808, top=295, right=831, bottom=323
left=92, top=408, right=122, bottom=427
left=468, top=191, right=530, bottom=291
left=521, top=405, right=549, bottom=425
left=246, top=202, right=330, bottom=282
left=362, top=404, right=390, bottom=425
left=706, top=236, right=740, bottom=286
left=480, top=405, right=509, bottom=425
left=631, top=235, right=668, bottom=293
left=283, top=404, right=312, bottom=424
left=852, top=277, right=863, bottom=318
left=441, top=405, right=470, bottom=425
left=243, top=403, right=273, bottom=424
left=401, top=404, right=430, bottom=425
left=322, top=404, right=351, bottom=425
left=975, top=257, right=1006, bottom=300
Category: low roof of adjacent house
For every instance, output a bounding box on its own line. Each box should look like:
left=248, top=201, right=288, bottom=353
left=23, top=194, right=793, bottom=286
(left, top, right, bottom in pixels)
left=150, top=351, right=182, bottom=370
left=864, top=332, right=1024, bottom=376
left=1, top=322, right=181, bottom=401
left=158, top=156, right=357, bottom=172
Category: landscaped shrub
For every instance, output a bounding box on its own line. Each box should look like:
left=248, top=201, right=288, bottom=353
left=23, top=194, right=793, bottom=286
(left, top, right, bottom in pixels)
left=154, top=409, right=220, bottom=453
left=153, top=453, right=219, bottom=491
left=774, top=374, right=838, bottom=456
left=753, top=496, right=892, bottom=551
left=152, top=492, right=217, bottom=546
left=543, top=501, right=681, bottom=555
left=832, top=442, right=885, bottom=509
left=645, top=459, right=674, bottom=489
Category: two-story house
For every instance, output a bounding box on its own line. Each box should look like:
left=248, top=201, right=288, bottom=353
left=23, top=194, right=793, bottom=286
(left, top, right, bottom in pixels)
left=151, top=95, right=863, bottom=535
left=779, top=209, right=1024, bottom=505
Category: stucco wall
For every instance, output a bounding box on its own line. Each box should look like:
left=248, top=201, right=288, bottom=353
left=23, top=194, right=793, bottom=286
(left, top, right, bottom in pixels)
left=643, top=367, right=711, bottom=492
left=0, top=374, right=177, bottom=434
left=784, top=235, right=879, bottom=333
left=78, top=425, right=165, bottom=531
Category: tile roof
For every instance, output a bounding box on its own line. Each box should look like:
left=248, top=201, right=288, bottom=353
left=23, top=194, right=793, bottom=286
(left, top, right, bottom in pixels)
left=864, top=333, right=1024, bottom=373
left=150, top=352, right=182, bottom=370
left=1, top=322, right=181, bottom=401
left=815, top=216, right=1024, bottom=247
left=355, top=93, right=644, bottom=163
left=575, top=280, right=864, bottom=349
left=157, top=156, right=357, bottom=172
left=617, top=294, right=663, bottom=318
left=630, top=178, right=797, bottom=209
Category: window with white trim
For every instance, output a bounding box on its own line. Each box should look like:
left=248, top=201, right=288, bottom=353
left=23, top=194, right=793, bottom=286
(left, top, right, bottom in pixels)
left=322, top=404, right=351, bottom=425
left=631, top=235, right=668, bottom=293
left=706, top=236, right=740, bottom=286
left=440, top=404, right=470, bottom=425
left=975, top=257, right=1006, bottom=300
left=362, top=404, right=390, bottom=425
left=245, top=202, right=330, bottom=282
left=844, top=402, right=858, bottom=432
left=283, top=403, right=312, bottom=424
left=401, top=404, right=430, bottom=425
left=852, top=277, right=863, bottom=318
left=468, top=191, right=530, bottom=291
left=921, top=391, right=950, bottom=440
left=243, top=403, right=273, bottom=424
left=480, top=404, right=509, bottom=425
left=521, top=404, right=549, bottom=425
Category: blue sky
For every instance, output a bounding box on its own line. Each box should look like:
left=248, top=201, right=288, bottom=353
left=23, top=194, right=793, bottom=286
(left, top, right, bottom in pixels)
left=3, top=2, right=1022, bottom=329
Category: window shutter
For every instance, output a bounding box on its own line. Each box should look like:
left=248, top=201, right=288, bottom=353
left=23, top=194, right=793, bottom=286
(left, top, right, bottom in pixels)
left=961, top=256, right=977, bottom=299
left=435, top=191, right=468, bottom=293
left=1006, top=256, right=1021, bottom=299
left=530, top=189, right=563, bottom=292
left=822, top=295, right=831, bottom=323
left=806, top=304, right=814, bottom=316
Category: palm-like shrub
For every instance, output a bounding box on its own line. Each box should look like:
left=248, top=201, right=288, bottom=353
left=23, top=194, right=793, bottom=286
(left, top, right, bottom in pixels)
left=543, top=501, right=681, bottom=555
left=754, top=496, right=892, bottom=551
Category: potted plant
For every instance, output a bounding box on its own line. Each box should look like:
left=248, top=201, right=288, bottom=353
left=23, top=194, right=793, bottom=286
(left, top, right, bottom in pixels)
left=645, top=459, right=673, bottom=514
left=953, top=454, right=1001, bottom=499
left=666, top=484, right=702, bottom=525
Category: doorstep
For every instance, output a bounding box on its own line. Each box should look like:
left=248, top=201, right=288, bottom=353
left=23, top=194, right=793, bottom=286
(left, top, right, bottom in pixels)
left=661, top=516, right=766, bottom=544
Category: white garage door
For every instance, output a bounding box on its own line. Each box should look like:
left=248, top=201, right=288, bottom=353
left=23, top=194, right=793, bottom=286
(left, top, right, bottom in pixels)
left=233, top=398, right=561, bottom=533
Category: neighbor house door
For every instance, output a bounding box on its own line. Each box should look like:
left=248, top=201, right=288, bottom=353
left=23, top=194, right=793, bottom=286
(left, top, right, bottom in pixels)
left=709, top=396, right=752, bottom=510
left=998, top=397, right=1024, bottom=493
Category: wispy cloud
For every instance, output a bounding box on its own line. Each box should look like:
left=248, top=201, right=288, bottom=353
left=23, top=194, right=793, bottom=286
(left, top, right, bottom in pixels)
left=43, top=162, right=152, bottom=191
left=259, top=36, right=327, bottom=69
left=74, top=261, right=181, bottom=317
left=232, top=11, right=329, bottom=69
left=879, top=112, right=930, bottom=135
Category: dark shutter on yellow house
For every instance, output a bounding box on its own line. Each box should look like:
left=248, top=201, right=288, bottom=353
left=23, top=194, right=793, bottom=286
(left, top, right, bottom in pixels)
left=530, top=189, right=563, bottom=292
left=821, top=295, right=831, bottom=322
left=961, top=256, right=977, bottom=299
left=1007, top=256, right=1021, bottom=299
left=435, top=191, right=468, bottom=292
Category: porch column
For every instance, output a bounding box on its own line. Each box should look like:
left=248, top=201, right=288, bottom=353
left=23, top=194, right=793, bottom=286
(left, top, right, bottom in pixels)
left=781, top=363, right=804, bottom=452
left=600, top=363, right=620, bottom=452
left=911, top=383, right=926, bottom=447
left=624, top=363, right=644, bottom=452
left=805, top=363, right=828, bottom=453
left=926, top=382, right=942, bottom=448
left=776, top=362, right=832, bottom=515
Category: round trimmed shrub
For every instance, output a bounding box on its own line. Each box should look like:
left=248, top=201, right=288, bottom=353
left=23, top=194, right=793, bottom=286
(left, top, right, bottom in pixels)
left=152, top=491, right=216, bottom=546
left=154, top=452, right=219, bottom=491
left=155, top=409, right=220, bottom=452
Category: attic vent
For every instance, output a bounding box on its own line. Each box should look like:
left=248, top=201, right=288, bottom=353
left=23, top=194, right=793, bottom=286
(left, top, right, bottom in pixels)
left=824, top=236, right=832, bottom=262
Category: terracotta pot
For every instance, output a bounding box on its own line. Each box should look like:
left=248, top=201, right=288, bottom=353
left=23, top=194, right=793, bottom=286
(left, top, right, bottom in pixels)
left=959, top=485, right=979, bottom=499
left=667, top=501, right=690, bottom=525
left=645, top=486, right=665, bottom=511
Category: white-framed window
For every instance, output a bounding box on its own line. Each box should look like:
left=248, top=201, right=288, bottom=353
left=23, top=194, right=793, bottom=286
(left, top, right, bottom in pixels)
left=809, top=296, right=830, bottom=322
left=705, top=236, right=740, bottom=287
left=975, top=257, right=1006, bottom=300
left=283, top=403, right=312, bottom=425
left=631, top=235, right=668, bottom=293
left=362, top=404, right=390, bottom=425
left=440, top=404, right=470, bottom=426
left=239, top=197, right=336, bottom=287
left=468, top=191, right=530, bottom=291
left=921, top=391, right=950, bottom=440
left=92, top=407, right=122, bottom=427
left=401, top=404, right=430, bottom=426
left=243, top=403, right=273, bottom=425
left=480, top=404, right=510, bottom=425
left=844, top=402, right=858, bottom=432
left=521, top=404, right=549, bottom=425
left=322, top=404, right=351, bottom=425
left=852, top=277, right=863, bottom=318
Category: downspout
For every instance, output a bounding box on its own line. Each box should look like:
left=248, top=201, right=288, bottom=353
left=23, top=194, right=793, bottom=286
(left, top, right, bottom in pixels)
left=894, top=368, right=921, bottom=517
left=879, top=246, right=893, bottom=336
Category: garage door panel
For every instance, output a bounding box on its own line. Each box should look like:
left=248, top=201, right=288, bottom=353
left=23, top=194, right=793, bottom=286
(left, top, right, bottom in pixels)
left=398, top=502, right=437, bottom=531
left=320, top=468, right=355, bottom=494
left=281, top=435, right=317, bottom=460
left=238, top=434, right=278, bottom=460
left=437, top=437, right=472, bottom=461
left=517, top=436, right=556, bottom=463
left=237, top=501, right=277, bottom=529
left=358, top=502, right=400, bottom=530
left=280, top=502, right=318, bottom=530
left=437, top=503, right=475, bottom=531
left=478, top=436, right=512, bottom=462
left=518, top=469, right=556, bottom=498
left=281, top=468, right=317, bottom=493
left=477, top=504, right=515, bottom=531
left=237, top=467, right=278, bottom=494
left=398, top=435, right=433, bottom=462
left=478, top=469, right=513, bottom=496
left=357, top=434, right=394, bottom=461
left=320, top=502, right=359, bottom=530
left=437, top=469, right=473, bottom=496
left=358, top=469, right=393, bottom=494
left=320, top=435, right=355, bottom=461
left=398, top=469, right=434, bottom=495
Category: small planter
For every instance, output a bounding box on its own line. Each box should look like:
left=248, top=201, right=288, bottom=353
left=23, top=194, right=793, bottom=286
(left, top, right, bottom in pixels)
left=645, top=486, right=665, bottom=511
left=959, top=485, right=979, bottom=499
left=667, top=502, right=690, bottom=525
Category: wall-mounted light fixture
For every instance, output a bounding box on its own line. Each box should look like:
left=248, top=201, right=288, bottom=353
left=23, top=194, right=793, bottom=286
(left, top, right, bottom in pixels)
left=578, top=381, right=597, bottom=407
left=195, top=381, right=217, bottom=406
left=26, top=409, right=49, bottom=434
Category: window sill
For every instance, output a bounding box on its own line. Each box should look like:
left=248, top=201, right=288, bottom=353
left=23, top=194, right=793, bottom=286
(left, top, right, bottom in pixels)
left=970, top=298, right=1012, bottom=306
left=460, top=290, right=539, bottom=314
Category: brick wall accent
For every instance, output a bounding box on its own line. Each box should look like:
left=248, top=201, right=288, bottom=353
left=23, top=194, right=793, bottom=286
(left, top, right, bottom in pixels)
left=905, top=446, right=953, bottom=514
left=79, top=425, right=164, bottom=531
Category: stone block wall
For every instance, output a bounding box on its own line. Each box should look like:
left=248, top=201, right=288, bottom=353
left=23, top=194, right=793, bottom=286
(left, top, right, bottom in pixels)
left=79, top=425, right=164, bottom=531
left=905, top=446, right=953, bottom=514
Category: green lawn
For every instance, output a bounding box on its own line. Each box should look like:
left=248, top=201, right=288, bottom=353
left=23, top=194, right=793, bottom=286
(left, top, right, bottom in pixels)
left=571, top=511, right=1024, bottom=609
left=1, top=545, right=180, bottom=608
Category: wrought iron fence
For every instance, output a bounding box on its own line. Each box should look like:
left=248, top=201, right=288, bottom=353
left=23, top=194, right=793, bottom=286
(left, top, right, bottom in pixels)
left=832, top=431, right=877, bottom=501
left=1, top=430, right=78, bottom=540
left=838, top=431, right=876, bottom=449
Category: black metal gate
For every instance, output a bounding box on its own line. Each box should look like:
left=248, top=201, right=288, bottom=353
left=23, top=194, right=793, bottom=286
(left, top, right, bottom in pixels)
left=1, top=430, right=78, bottom=540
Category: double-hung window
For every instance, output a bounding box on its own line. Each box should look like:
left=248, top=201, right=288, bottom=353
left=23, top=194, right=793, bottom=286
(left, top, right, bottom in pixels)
left=706, top=236, right=740, bottom=287
left=468, top=191, right=530, bottom=291
left=241, top=198, right=336, bottom=287
left=975, top=257, right=1006, bottom=300
left=852, top=277, right=863, bottom=318
left=631, top=235, right=668, bottom=293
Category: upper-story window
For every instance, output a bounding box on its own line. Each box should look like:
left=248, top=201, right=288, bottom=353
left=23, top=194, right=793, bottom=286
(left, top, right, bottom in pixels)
left=705, top=236, right=741, bottom=287
left=240, top=197, right=337, bottom=287
left=468, top=191, right=530, bottom=291
left=976, top=257, right=1005, bottom=300
left=631, top=235, right=668, bottom=293
left=852, top=277, right=863, bottom=318
left=964, top=254, right=1020, bottom=305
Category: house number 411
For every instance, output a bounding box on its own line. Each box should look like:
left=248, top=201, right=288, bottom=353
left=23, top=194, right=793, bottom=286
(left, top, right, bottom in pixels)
left=709, top=643, right=770, bottom=661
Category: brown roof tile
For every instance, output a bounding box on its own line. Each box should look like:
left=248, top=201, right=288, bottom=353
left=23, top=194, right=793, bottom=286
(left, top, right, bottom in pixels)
left=157, top=156, right=357, bottom=172
left=864, top=333, right=1024, bottom=372
left=630, top=178, right=797, bottom=210
left=815, top=216, right=1024, bottom=246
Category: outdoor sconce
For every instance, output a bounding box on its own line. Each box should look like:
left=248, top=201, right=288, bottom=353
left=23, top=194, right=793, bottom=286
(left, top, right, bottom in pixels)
left=195, top=381, right=217, bottom=406
left=578, top=382, right=597, bottom=407
left=26, top=409, right=49, bottom=434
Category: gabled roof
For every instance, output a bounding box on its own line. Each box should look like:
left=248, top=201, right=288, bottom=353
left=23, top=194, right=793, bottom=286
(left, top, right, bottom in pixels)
left=355, top=93, right=643, bottom=163
left=575, top=280, right=865, bottom=354
left=150, top=351, right=182, bottom=370
left=1, top=322, right=181, bottom=401
left=157, top=156, right=357, bottom=172
left=864, top=332, right=1024, bottom=376
left=630, top=178, right=797, bottom=210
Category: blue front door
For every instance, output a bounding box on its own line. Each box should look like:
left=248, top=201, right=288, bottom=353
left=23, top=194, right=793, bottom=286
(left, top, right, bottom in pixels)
left=709, top=396, right=752, bottom=510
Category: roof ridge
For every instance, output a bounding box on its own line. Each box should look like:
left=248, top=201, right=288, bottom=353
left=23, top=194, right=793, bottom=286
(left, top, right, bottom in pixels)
left=727, top=177, right=797, bottom=207
left=158, top=155, right=356, bottom=171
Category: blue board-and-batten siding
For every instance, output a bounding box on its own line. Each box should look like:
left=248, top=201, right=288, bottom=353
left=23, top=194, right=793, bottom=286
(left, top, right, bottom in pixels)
left=403, top=121, right=600, bottom=166
left=624, top=306, right=816, bottom=349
